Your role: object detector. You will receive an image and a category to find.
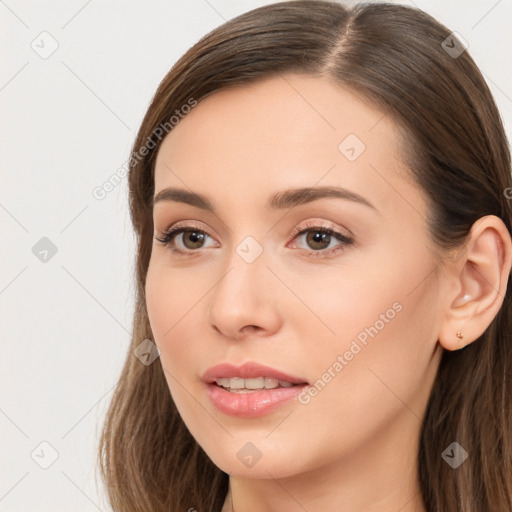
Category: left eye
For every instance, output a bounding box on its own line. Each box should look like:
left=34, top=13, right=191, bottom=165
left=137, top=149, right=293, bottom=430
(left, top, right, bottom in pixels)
left=155, top=224, right=354, bottom=257
left=291, top=227, right=353, bottom=253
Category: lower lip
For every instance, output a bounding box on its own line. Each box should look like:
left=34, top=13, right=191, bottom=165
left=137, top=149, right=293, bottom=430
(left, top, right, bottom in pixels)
left=205, top=383, right=308, bottom=418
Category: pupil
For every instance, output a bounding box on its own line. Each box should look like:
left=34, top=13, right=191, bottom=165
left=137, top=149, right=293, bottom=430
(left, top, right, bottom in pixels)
left=308, top=231, right=330, bottom=250
left=185, top=231, right=204, bottom=249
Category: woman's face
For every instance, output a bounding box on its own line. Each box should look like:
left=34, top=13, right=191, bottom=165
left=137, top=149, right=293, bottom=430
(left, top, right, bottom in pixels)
left=145, top=74, right=446, bottom=479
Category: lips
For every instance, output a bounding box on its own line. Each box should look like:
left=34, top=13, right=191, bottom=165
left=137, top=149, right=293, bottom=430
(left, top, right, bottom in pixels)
left=203, top=362, right=309, bottom=418
left=202, top=361, right=308, bottom=386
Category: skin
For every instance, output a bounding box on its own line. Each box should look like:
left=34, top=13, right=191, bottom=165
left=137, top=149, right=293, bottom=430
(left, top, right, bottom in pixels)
left=145, top=73, right=512, bottom=512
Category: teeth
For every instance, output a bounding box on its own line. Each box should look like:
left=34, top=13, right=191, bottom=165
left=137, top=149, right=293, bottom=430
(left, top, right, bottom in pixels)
left=214, top=377, right=296, bottom=391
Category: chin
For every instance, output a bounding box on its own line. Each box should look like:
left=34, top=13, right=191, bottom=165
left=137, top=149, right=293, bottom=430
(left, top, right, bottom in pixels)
left=204, top=442, right=307, bottom=480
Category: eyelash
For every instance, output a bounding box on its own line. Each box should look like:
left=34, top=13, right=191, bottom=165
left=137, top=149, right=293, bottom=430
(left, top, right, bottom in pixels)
left=155, top=220, right=354, bottom=259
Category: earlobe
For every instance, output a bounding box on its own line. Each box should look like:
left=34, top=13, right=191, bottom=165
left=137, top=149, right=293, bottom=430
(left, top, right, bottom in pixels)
left=437, top=215, right=512, bottom=352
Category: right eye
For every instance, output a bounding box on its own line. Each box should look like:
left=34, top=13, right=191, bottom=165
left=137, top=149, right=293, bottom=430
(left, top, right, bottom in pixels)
left=155, top=224, right=218, bottom=255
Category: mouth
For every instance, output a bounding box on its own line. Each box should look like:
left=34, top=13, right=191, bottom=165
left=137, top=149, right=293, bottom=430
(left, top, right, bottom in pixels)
left=213, top=376, right=303, bottom=393
left=202, top=362, right=309, bottom=417
left=206, top=377, right=308, bottom=419
left=202, top=361, right=308, bottom=388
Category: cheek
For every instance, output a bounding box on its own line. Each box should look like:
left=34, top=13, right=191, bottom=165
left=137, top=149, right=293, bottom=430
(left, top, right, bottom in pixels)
left=146, top=256, right=212, bottom=333
left=294, top=246, right=439, bottom=411
left=145, top=259, right=236, bottom=395
left=145, top=263, right=203, bottom=369
left=277, top=254, right=404, bottom=357
left=273, top=268, right=438, bottom=474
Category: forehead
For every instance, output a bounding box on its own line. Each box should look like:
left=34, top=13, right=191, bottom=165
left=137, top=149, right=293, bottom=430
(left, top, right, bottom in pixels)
left=153, top=74, right=421, bottom=219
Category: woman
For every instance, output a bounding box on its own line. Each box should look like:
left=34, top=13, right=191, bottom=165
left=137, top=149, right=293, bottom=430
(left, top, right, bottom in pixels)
left=98, top=1, right=512, bottom=511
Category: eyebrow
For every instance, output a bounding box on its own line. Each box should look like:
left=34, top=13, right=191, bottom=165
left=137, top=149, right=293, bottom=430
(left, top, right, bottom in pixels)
left=152, top=185, right=378, bottom=213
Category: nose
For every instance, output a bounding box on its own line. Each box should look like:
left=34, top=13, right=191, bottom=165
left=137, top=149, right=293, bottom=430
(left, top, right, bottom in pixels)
left=207, top=248, right=282, bottom=341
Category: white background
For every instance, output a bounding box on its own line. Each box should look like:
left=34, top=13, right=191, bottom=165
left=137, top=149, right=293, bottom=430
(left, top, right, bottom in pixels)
left=1, top=1, right=511, bottom=510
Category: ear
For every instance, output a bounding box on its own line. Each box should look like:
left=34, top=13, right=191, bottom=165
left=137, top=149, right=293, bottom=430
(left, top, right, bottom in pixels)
left=438, top=215, right=512, bottom=351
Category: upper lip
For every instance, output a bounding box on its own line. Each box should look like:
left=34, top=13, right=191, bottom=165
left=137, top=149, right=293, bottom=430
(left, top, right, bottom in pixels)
left=202, top=362, right=308, bottom=385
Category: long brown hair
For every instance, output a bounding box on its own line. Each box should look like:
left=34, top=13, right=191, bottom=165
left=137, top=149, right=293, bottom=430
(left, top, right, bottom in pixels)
left=97, top=2, right=512, bottom=510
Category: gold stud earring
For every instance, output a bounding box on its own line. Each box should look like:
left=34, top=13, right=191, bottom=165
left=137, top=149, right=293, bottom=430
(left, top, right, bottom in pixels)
left=456, top=330, right=464, bottom=341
